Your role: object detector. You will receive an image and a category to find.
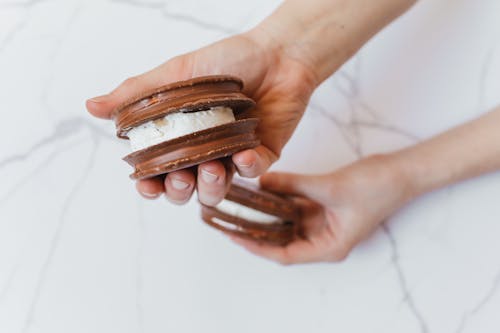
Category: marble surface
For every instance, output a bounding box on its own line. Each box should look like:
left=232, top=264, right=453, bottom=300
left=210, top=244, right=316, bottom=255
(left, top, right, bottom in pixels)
left=1, top=0, right=500, bottom=332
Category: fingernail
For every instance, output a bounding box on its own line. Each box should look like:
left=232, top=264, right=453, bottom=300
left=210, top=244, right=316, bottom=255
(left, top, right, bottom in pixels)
left=234, top=156, right=254, bottom=168
left=237, top=161, right=254, bottom=168
left=88, top=95, right=108, bottom=103
left=201, top=169, right=219, bottom=183
left=141, top=192, right=160, bottom=199
left=171, top=178, right=190, bottom=190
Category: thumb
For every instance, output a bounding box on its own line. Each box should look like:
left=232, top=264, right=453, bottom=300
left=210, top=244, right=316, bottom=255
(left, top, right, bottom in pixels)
left=86, top=55, right=193, bottom=119
left=260, top=172, right=332, bottom=204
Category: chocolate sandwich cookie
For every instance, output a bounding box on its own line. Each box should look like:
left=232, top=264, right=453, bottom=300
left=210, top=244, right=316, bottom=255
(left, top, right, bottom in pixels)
left=113, top=75, right=259, bottom=179
left=201, top=179, right=300, bottom=246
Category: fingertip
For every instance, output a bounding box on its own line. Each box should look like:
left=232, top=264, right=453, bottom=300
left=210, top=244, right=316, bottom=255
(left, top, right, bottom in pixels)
left=259, top=172, right=278, bottom=188
left=136, top=177, right=165, bottom=200
left=199, top=160, right=226, bottom=183
left=164, top=170, right=195, bottom=205
left=233, top=146, right=276, bottom=178
left=233, top=149, right=260, bottom=178
left=232, top=149, right=256, bottom=168
left=85, top=96, right=113, bottom=119
left=197, top=160, right=227, bottom=206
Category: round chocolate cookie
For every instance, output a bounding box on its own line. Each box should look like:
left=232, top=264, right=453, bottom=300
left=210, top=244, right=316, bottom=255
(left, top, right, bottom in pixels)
left=201, top=179, right=300, bottom=246
left=113, top=75, right=259, bottom=179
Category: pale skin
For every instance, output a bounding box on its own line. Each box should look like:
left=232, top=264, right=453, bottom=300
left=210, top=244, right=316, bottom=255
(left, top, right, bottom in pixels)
left=87, top=0, right=500, bottom=264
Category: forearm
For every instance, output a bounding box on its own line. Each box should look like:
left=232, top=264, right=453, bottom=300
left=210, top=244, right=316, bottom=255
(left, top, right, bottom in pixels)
left=393, top=107, right=500, bottom=199
left=250, top=0, right=417, bottom=83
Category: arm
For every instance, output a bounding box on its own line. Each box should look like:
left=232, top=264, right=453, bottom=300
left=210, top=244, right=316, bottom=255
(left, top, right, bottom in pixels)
left=231, top=107, right=500, bottom=264
left=398, top=108, right=500, bottom=197
left=252, top=0, right=417, bottom=83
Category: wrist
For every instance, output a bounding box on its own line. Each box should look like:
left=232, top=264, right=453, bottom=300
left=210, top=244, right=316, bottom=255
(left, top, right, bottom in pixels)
left=382, top=152, right=420, bottom=205
left=248, top=0, right=416, bottom=84
left=387, top=147, right=438, bottom=203
left=242, top=27, right=320, bottom=95
left=388, top=108, right=500, bottom=200
left=247, top=5, right=342, bottom=84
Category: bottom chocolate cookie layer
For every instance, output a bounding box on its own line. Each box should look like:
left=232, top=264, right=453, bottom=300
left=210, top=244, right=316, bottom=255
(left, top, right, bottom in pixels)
left=201, top=205, right=296, bottom=246
left=123, top=118, right=259, bottom=180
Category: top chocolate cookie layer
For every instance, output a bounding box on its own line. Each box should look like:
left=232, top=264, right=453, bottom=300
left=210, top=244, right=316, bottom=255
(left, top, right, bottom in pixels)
left=112, top=75, right=256, bottom=139
left=226, top=179, right=300, bottom=223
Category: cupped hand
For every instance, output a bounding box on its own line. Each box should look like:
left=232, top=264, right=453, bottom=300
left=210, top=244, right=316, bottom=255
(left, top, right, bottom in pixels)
left=230, top=154, right=414, bottom=265
left=86, top=29, right=317, bottom=205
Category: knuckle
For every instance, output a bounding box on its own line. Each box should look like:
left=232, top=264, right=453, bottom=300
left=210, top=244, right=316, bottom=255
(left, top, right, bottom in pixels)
left=120, top=76, right=140, bottom=89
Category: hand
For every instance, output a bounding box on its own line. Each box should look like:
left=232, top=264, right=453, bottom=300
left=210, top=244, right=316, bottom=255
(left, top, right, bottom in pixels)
left=230, top=154, right=413, bottom=265
left=86, top=29, right=317, bottom=206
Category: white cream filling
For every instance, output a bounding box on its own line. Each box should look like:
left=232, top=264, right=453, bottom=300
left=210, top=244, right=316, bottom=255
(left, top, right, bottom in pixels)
left=215, top=199, right=281, bottom=224
left=127, top=106, right=235, bottom=152
left=212, top=217, right=240, bottom=231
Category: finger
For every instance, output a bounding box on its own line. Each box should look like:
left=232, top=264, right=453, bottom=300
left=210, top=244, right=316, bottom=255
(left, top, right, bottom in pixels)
left=136, top=177, right=165, bottom=199
left=164, top=169, right=196, bottom=205
left=197, top=160, right=228, bottom=206
left=232, top=145, right=278, bottom=178
left=86, top=56, right=192, bottom=119
left=260, top=172, right=332, bottom=203
left=228, top=235, right=323, bottom=265
left=220, top=157, right=236, bottom=193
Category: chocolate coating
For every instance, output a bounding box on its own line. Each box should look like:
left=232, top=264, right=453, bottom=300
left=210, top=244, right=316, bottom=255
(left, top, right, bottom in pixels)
left=124, top=118, right=259, bottom=179
left=201, top=180, right=300, bottom=246
left=113, top=75, right=255, bottom=138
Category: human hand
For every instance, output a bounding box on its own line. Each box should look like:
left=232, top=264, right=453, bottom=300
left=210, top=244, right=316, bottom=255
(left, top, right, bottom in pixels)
left=86, top=30, right=317, bottom=206
left=230, top=154, right=413, bottom=265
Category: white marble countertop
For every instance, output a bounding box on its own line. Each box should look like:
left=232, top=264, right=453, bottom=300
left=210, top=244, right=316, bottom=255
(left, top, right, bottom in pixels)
left=1, top=0, right=500, bottom=332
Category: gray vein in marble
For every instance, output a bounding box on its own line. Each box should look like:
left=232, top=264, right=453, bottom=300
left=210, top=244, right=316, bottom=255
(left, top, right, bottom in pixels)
left=309, top=102, right=419, bottom=157
left=454, top=41, right=500, bottom=332
left=40, top=5, right=83, bottom=120
left=382, top=225, right=429, bottom=333
left=477, top=44, right=497, bottom=112
left=0, top=119, right=111, bottom=322
left=309, top=102, right=361, bottom=156
left=312, top=54, right=427, bottom=333
left=0, top=138, right=84, bottom=205
left=0, top=119, right=81, bottom=169
left=350, top=120, right=420, bottom=142
left=455, top=268, right=500, bottom=333
left=0, top=258, right=22, bottom=302
left=0, top=0, right=51, bottom=52
left=111, top=0, right=237, bottom=34
left=334, top=58, right=380, bottom=121
left=22, top=138, right=99, bottom=333
left=311, top=56, right=419, bottom=158
left=312, top=100, right=426, bottom=333
left=0, top=117, right=111, bottom=171
left=0, top=14, right=29, bottom=53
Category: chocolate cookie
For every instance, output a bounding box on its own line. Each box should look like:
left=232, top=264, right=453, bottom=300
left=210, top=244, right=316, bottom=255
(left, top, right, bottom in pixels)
left=113, top=75, right=259, bottom=179
left=201, top=179, right=300, bottom=246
